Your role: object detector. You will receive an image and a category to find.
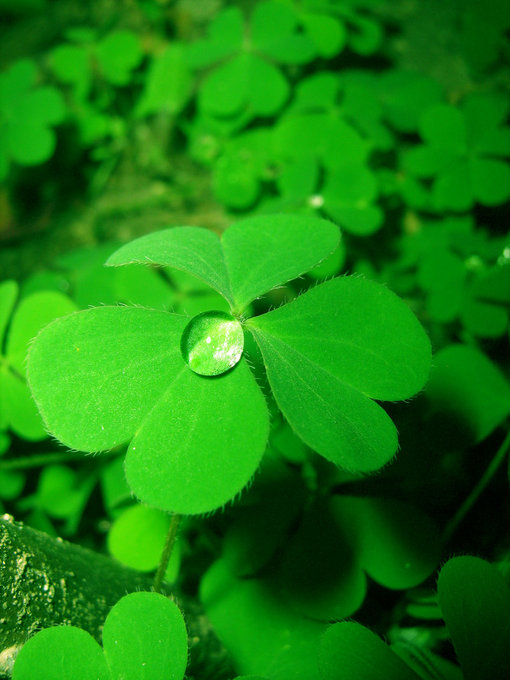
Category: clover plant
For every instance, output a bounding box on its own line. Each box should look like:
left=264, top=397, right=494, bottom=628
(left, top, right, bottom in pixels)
left=0, top=60, right=65, bottom=180
left=27, top=215, right=430, bottom=515
left=12, top=591, right=188, bottom=680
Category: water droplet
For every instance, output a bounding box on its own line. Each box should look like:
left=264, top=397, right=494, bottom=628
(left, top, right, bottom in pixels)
left=181, top=311, right=244, bottom=377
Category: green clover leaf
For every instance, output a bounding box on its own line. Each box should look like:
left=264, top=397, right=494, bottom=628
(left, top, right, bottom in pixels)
left=402, top=93, right=510, bottom=211
left=438, top=556, right=510, bottom=680
left=0, top=280, right=77, bottom=440
left=27, top=215, right=430, bottom=515
left=186, top=2, right=346, bottom=125
left=0, top=59, right=65, bottom=179
left=12, top=591, right=188, bottom=680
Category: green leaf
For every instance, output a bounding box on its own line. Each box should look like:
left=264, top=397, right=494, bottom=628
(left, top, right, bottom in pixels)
left=136, top=45, right=192, bottom=117
left=321, top=164, right=383, bottom=235
left=318, top=622, right=420, bottom=680
left=278, top=498, right=367, bottom=620
left=426, top=344, right=510, bottom=443
left=6, top=291, right=77, bottom=373
left=438, top=556, right=510, bottom=680
left=124, top=358, right=269, bottom=514
left=470, top=157, right=510, bottom=206
left=106, top=228, right=233, bottom=305
left=199, top=53, right=289, bottom=118
left=201, top=559, right=326, bottom=680
left=221, top=215, right=339, bottom=312
left=12, top=626, right=110, bottom=680
left=251, top=1, right=316, bottom=64
left=95, top=30, right=143, bottom=86
left=302, top=13, right=346, bottom=57
left=184, top=6, right=243, bottom=69
left=419, top=105, right=467, bottom=154
left=247, top=277, right=430, bottom=472
left=28, top=307, right=188, bottom=451
left=103, top=592, right=188, bottom=680
left=107, top=504, right=180, bottom=581
left=107, top=216, right=340, bottom=313
left=344, top=497, right=440, bottom=590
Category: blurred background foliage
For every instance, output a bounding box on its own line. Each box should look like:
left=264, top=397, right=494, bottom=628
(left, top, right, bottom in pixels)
left=1, top=0, right=510, bottom=679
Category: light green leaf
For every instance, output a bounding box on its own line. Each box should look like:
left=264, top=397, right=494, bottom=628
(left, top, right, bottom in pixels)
left=107, top=504, right=180, bottom=581
left=136, top=45, right=192, bottom=117
left=124, top=358, right=269, bottom=514
left=8, top=122, right=55, bottom=166
left=27, top=307, right=188, bottom=451
left=12, top=626, right=110, bottom=680
left=106, top=227, right=233, bottom=306
left=103, top=592, right=187, bottom=680
left=107, top=216, right=340, bottom=313
left=0, top=370, right=46, bottom=440
left=6, top=291, right=77, bottom=373
left=438, top=556, right=510, bottom=680
left=95, top=30, right=143, bottom=86
left=247, top=276, right=430, bottom=472
left=302, top=13, right=346, bottom=57
left=318, top=622, right=420, bottom=680
left=221, top=215, right=339, bottom=312
left=199, top=53, right=289, bottom=118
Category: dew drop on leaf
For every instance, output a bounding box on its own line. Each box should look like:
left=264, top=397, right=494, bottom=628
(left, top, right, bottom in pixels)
left=181, top=310, right=244, bottom=376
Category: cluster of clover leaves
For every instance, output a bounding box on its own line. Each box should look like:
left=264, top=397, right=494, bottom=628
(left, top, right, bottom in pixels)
left=12, top=550, right=510, bottom=680
left=27, top=215, right=431, bottom=516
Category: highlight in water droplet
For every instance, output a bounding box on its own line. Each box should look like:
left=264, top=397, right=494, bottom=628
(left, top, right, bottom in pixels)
left=181, top=310, right=244, bottom=376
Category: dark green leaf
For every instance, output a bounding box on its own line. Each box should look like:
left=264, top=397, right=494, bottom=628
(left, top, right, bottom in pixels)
left=438, top=556, right=510, bottom=680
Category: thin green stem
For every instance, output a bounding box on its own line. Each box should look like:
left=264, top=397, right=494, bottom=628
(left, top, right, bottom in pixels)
left=443, top=429, right=510, bottom=543
left=0, top=449, right=119, bottom=471
left=153, top=513, right=181, bottom=594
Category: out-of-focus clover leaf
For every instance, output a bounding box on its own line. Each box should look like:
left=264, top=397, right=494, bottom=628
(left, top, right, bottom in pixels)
left=402, top=93, right=510, bottom=211
left=187, top=2, right=348, bottom=126
left=378, top=70, right=443, bottom=134
left=438, top=556, right=510, bottom=680
left=426, top=344, right=510, bottom=444
left=12, top=591, right=188, bottom=680
left=95, top=31, right=143, bottom=86
left=0, top=280, right=77, bottom=440
left=272, top=112, right=382, bottom=234
left=107, top=503, right=181, bottom=583
left=28, top=216, right=430, bottom=515
left=461, top=263, right=510, bottom=338
left=417, top=250, right=467, bottom=323
left=201, top=558, right=327, bottom=680
left=136, top=44, right=192, bottom=117
left=100, top=455, right=131, bottom=514
left=0, top=59, right=65, bottom=179
left=276, top=496, right=439, bottom=620
left=51, top=30, right=143, bottom=95
left=18, top=463, right=97, bottom=536
left=461, top=0, right=510, bottom=74
left=291, top=71, right=393, bottom=151
left=222, top=452, right=307, bottom=577
left=212, top=128, right=274, bottom=209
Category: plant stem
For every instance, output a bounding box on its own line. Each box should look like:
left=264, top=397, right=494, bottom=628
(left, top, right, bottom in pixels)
left=153, top=513, right=181, bottom=594
left=0, top=449, right=119, bottom=471
left=442, top=429, right=510, bottom=543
